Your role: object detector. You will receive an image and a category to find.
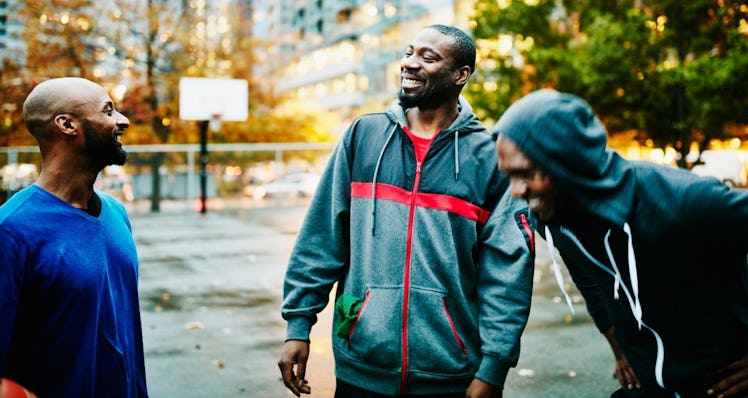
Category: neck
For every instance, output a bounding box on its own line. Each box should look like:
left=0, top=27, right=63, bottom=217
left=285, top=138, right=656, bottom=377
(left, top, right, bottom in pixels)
left=406, top=100, right=460, bottom=139
left=35, top=163, right=99, bottom=209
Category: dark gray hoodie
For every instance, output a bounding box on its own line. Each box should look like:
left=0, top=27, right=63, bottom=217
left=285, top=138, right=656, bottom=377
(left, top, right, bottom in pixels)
left=494, top=89, right=748, bottom=394
left=283, top=97, right=536, bottom=395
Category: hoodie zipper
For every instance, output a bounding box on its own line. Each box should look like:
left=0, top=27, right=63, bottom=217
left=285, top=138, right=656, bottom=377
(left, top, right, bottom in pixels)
left=400, top=160, right=422, bottom=393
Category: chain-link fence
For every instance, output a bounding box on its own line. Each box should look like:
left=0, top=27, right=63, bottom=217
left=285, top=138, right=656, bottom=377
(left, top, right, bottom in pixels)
left=0, top=143, right=336, bottom=210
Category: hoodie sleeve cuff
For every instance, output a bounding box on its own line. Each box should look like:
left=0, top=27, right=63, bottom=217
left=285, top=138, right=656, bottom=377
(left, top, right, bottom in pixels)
left=475, top=354, right=511, bottom=388
left=285, top=317, right=315, bottom=342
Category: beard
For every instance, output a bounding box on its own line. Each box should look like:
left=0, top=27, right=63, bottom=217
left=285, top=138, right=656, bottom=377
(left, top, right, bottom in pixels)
left=83, top=121, right=127, bottom=168
left=397, top=70, right=457, bottom=111
left=398, top=86, right=452, bottom=111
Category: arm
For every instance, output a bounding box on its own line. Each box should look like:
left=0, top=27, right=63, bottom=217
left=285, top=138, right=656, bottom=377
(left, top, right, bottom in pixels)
left=474, top=189, right=535, bottom=389
left=278, top=137, right=353, bottom=394
left=684, top=181, right=748, bottom=396
left=604, top=326, right=641, bottom=390
left=554, top=234, right=641, bottom=390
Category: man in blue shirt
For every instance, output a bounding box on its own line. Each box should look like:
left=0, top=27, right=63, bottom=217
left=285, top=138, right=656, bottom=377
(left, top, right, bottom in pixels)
left=0, top=77, right=148, bottom=397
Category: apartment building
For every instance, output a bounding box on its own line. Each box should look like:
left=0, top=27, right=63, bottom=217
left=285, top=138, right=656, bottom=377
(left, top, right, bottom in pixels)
left=265, top=0, right=474, bottom=123
left=0, top=0, right=26, bottom=68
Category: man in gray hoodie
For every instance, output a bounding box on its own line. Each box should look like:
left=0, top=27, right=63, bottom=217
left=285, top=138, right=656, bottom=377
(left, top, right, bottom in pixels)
left=277, top=25, right=535, bottom=398
left=493, top=88, right=748, bottom=397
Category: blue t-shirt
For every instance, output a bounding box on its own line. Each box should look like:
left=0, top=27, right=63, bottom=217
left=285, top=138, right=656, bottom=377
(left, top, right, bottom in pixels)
left=0, top=185, right=148, bottom=397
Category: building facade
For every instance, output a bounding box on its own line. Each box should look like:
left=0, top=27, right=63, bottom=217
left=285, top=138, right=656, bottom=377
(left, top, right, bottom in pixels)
left=264, top=0, right=474, bottom=124
left=0, top=0, right=26, bottom=68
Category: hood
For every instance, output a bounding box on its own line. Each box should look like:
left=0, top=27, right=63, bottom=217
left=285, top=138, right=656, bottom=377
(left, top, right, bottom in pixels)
left=493, top=89, right=635, bottom=226
left=387, top=95, right=486, bottom=137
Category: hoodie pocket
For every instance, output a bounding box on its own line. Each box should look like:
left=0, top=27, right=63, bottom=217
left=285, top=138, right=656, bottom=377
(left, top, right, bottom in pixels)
left=346, top=287, right=402, bottom=368
left=408, top=288, right=472, bottom=374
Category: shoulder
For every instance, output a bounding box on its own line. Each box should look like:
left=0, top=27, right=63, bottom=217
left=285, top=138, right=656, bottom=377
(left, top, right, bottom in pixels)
left=340, top=112, right=399, bottom=148
left=348, top=112, right=394, bottom=132
left=629, top=160, right=741, bottom=222
left=630, top=160, right=719, bottom=198
left=97, top=190, right=131, bottom=221
left=0, top=185, right=43, bottom=226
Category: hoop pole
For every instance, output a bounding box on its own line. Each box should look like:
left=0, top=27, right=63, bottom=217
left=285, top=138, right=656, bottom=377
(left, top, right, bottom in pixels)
left=199, top=120, right=209, bottom=214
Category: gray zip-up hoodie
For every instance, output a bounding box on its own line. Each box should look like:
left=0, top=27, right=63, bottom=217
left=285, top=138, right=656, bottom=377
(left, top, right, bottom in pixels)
left=494, top=89, right=748, bottom=394
left=282, top=97, right=535, bottom=395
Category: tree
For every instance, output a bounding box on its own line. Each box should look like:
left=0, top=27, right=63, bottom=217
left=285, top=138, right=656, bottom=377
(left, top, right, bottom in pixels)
left=1, top=0, right=102, bottom=146
left=467, top=0, right=748, bottom=165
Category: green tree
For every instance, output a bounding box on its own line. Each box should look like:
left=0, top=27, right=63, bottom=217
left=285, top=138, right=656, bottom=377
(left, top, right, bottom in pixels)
left=468, top=0, right=748, bottom=164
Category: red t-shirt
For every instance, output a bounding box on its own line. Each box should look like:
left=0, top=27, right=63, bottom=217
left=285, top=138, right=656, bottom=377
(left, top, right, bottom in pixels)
left=402, top=126, right=437, bottom=163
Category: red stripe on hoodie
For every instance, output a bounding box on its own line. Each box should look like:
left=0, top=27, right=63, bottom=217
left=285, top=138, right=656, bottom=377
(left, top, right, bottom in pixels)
left=350, top=182, right=490, bottom=224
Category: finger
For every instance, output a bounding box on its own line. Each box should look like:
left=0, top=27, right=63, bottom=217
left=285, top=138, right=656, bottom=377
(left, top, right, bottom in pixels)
left=625, top=369, right=641, bottom=389
left=295, top=360, right=310, bottom=394
left=297, top=379, right=311, bottom=394
left=297, top=359, right=307, bottom=383
left=277, top=360, right=301, bottom=396
left=709, top=374, right=748, bottom=397
left=613, top=372, right=626, bottom=387
left=722, top=378, right=748, bottom=397
left=708, top=357, right=748, bottom=378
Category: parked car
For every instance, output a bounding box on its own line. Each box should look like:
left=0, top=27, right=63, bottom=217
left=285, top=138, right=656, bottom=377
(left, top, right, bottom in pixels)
left=691, top=150, right=748, bottom=188
left=244, top=172, right=321, bottom=200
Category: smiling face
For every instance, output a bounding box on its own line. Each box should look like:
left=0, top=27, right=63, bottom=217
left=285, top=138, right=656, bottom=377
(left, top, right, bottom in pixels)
left=75, top=83, right=130, bottom=168
left=398, top=28, right=464, bottom=110
left=496, top=135, right=560, bottom=221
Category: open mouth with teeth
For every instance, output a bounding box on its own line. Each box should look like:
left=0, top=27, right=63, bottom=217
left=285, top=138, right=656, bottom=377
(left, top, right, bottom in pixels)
left=401, top=76, right=424, bottom=89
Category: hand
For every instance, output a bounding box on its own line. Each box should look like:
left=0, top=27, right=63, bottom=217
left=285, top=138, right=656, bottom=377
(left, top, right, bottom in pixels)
left=604, top=327, right=641, bottom=390
left=706, top=353, right=748, bottom=397
left=465, top=378, right=502, bottom=398
left=612, top=352, right=641, bottom=390
left=278, top=339, right=312, bottom=396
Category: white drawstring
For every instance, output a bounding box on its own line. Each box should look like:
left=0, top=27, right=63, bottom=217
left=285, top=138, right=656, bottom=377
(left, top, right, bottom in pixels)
left=604, top=229, right=642, bottom=329
left=622, top=223, right=642, bottom=329
left=607, top=230, right=623, bottom=300
left=561, top=226, right=666, bottom=389
left=545, top=226, right=575, bottom=315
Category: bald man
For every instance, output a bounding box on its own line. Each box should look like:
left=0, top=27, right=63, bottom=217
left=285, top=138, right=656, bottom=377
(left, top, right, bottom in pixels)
left=0, top=77, right=148, bottom=397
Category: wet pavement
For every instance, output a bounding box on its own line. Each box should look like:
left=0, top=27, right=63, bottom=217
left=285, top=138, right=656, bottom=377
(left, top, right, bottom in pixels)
left=128, top=199, right=618, bottom=397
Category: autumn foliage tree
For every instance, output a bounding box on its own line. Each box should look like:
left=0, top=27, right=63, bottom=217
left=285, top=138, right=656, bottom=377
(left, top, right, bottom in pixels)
left=466, top=0, right=748, bottom=164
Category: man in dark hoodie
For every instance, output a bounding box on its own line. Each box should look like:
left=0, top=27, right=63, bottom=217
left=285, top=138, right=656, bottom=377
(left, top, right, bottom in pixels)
left=493, top=88, right=748, bottom=397
left=277, top=25, right=535, bottom=398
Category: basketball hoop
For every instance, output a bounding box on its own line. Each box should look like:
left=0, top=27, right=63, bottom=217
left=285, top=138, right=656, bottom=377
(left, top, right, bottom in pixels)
left=208, top=113, right=223, bottom=133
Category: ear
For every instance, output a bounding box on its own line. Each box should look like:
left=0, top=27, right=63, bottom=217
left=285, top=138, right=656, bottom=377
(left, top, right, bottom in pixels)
left=455, top=66, right=472, bottom=86
left=54, top=114, right=78, bottom=137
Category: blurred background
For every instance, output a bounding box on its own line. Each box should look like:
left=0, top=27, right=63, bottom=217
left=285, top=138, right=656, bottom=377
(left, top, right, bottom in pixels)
left=1, top=0, right=748, bottom=207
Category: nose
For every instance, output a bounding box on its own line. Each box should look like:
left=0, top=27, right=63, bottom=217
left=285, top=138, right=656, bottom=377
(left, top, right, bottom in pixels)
left=509, top=177, right=527, bottom=199
left=116, top=110, right=130, bottom=129
left=401, top=53, right=417, bottom=70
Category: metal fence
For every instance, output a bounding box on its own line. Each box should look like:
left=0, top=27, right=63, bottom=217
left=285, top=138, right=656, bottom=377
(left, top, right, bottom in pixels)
left=0, top=142, right=336, bottom=207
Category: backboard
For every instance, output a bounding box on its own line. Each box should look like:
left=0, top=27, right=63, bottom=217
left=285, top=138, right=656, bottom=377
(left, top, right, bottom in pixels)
left=179, top=77, right=248, bottom=121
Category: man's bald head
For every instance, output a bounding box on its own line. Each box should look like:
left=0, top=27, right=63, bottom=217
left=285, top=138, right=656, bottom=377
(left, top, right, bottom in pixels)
left=23, top=77, right=106, bottom=139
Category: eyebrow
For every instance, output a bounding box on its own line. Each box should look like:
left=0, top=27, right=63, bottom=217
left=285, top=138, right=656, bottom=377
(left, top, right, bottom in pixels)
left=406, top=44, right=442, bottom=58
